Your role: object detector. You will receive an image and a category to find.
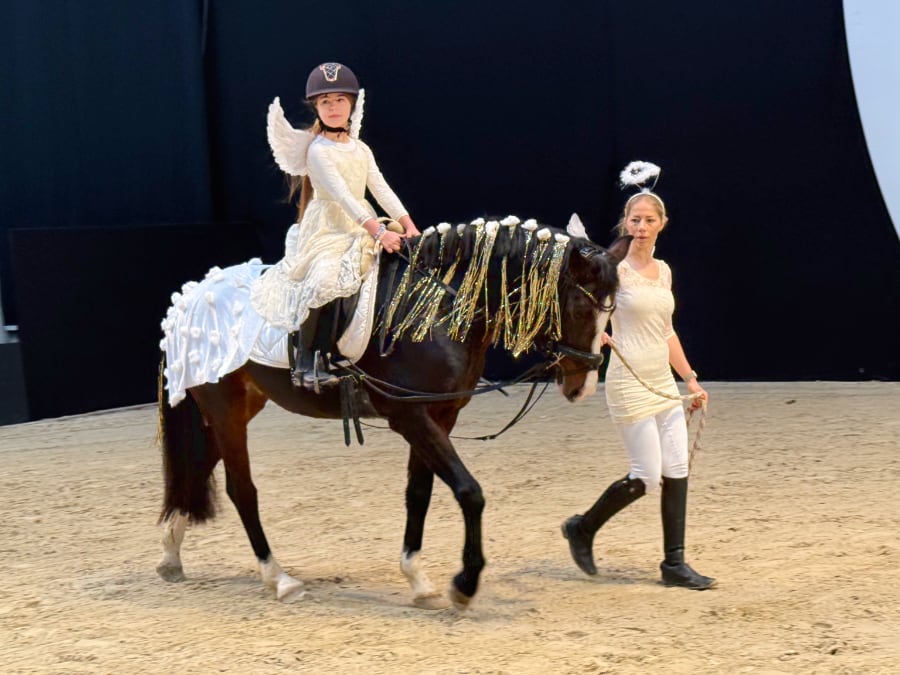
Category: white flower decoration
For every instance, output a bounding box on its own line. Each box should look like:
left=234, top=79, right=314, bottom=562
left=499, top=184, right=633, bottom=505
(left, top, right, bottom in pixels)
left=485, top=220, right=500, bottom=236
left=211, top=358, right=222, bottom=371
left=188, top=350, right=200, bottom=364
left=159, top=338, right=167, bottom=351
left=233, top=301, right=244, bottom=316
left=170, top=362, right=183, bottom=373
left=170, top=292, right=182, bottom=306
left=500, top=215, right=521, bottom=227
left=209, top=331, right=221, bottom=346
left=470, top=217, right=485, bottom=226
left=537, top=228, right=552, bottom=241
left=190, top=327, right=202, bottom=338
left=181, top=281, right=198, bottom=295
left=249, top=257, right=262, bottom=265
left=422, top=226, right=435, bottom=238
left=204, top=291, right=215, bottom=305
left=179, top=326, right=189, bottom=337
left=456, top=224, right=467, bottom=236
left=522, top=219, right=538, bottom=231
left=555, top=233, right=570, bottom=243
left=437, top=222, right=452, bottom=234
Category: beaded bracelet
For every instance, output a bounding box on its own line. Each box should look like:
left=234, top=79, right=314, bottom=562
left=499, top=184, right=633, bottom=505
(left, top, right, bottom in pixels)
left=373, top=223, right=386, bottom=243
left=682, top=369, right=698, bottom=383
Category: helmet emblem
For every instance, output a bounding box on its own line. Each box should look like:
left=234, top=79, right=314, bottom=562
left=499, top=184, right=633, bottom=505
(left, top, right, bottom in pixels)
left=320, top=63, right=342, bottom=82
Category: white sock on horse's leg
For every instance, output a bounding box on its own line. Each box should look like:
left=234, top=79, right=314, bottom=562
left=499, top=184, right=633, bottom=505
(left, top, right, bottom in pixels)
left=259, top=555, right=306, bottom=602
left=156, top=512, right=188, bottom=582
left=401, top=550, right=449, bottom=609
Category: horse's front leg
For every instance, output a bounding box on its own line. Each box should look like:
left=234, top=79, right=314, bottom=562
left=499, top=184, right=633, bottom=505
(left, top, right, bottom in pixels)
left=400, top=452, right=450, bottom=609
left=392, top=413, right=486, bottom=609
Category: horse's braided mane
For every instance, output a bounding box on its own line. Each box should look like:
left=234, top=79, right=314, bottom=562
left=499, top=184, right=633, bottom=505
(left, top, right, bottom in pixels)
left=381, top=218, right=580, bottom=353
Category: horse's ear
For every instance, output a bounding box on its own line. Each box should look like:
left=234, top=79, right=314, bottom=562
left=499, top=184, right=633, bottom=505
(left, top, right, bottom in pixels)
left=604, top=235, right=632, bottom=264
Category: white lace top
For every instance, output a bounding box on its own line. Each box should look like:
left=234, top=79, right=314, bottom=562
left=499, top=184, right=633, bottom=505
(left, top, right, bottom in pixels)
left=250, top=136, right=408, bottom=330
left=605, top=258, right=681, bottom=424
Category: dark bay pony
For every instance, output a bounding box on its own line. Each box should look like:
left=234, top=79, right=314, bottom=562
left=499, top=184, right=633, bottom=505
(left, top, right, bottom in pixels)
left=157, top=219, right=629, bottom=608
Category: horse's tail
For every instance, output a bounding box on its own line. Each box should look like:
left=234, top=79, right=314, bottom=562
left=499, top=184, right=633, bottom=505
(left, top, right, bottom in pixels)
left=157, top=355, right=217, bottom=525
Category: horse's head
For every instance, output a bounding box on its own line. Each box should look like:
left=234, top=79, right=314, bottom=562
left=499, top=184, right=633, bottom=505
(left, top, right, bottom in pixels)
left=555, top=235, right=631, bottom=402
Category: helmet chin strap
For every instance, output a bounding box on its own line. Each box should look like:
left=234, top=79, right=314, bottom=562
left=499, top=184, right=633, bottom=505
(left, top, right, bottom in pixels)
left=317, top=117, right=349, bottom=134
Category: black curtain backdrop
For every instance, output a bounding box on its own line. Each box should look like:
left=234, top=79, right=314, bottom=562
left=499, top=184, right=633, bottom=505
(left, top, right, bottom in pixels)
left=1, top=0, right=898, bottom=420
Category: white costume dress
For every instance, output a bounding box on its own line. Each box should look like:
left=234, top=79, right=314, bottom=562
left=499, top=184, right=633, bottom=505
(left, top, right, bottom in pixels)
left=605, top=258, right=681, bottom=424
left=250, top=135, right=408, bottom=330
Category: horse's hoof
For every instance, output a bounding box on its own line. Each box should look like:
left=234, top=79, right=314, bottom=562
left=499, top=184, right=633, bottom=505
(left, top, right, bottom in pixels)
left=156, top=562, right=186, bottom=583
left=413, top=592, right=451, bottom=610
left=448, top=586, right=473, bottom=610
left=276, top=579, right=307, bottom=603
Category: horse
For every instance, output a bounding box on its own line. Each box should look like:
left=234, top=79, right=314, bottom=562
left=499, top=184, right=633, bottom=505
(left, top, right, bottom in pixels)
left=156, top=217, right=629, bottom=608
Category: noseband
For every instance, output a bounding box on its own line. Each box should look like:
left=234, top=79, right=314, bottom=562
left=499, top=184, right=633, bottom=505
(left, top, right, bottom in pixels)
left=551, top=244, right=619, bottom=372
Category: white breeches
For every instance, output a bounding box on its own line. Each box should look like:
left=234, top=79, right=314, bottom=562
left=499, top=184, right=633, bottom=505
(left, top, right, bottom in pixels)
left=617, top=405, right=689, bottom=492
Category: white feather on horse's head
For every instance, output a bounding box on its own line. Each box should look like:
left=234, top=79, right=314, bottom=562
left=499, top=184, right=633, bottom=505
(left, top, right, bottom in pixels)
left=566, top=213, right=589, bottom=240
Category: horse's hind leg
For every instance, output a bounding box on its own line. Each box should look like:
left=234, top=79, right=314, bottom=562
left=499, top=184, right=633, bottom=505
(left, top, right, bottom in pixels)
left=157, top=511, right=188, bottom=581
left=221, top=451, right=305, bottom=602
left=400, top=452, right=449, bottom=609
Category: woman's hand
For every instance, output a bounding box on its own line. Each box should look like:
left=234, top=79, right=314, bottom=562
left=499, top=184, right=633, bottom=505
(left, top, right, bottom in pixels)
left=686, top=379, right=708, bottom=410
left=600, top=332, right=614, bottom=347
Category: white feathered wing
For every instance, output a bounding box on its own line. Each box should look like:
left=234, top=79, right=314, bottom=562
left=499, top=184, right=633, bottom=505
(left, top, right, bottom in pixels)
left=267, top=96, right=314, bottom=176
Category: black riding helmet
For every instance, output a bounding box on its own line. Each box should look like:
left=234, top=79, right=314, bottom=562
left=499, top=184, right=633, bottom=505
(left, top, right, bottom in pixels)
left=305, top=62, right=360, bottom=100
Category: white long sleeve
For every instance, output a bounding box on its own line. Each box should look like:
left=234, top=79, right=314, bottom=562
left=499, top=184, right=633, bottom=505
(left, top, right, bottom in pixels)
left=361, top=142, right=408, bottom=221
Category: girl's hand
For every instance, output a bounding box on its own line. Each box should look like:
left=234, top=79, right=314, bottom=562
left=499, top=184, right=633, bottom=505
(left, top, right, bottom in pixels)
left=687, top=379, right=708, bottom=410
left=398, top=215, right=420, bottom=238
left=379, top=230, right=404, bottom=254
left=600, top=332, right=614, bottom=347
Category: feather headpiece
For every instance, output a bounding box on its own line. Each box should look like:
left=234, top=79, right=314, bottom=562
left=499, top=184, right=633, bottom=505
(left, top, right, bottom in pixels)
left=619, top=160, right=666, bottom=215
left=566, top=212, right=590, bottom=240
left=619, top=161, right=661, bottom=191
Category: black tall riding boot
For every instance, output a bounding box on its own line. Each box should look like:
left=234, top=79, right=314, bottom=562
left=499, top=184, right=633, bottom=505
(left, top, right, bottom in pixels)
left=291, top=307, right=337, bottom=391
left=659, top=476, right=715, bottom=589
left=561, top=475, right=646, bottom=575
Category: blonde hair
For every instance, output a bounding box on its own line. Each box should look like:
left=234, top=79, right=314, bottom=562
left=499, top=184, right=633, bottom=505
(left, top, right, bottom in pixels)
left=616, top=191, right=667, bottom=236
left=287, top=94, right=357, bottom=222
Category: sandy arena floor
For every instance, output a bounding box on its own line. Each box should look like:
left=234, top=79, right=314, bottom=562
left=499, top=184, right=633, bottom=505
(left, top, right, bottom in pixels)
left=0, top=381, right=898, bottom=674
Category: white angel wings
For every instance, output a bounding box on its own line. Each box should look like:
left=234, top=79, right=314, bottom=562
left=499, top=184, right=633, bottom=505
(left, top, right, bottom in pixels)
left=267, top=97, right=314, bottom=176
left=266, top=89, right=366, bottom=177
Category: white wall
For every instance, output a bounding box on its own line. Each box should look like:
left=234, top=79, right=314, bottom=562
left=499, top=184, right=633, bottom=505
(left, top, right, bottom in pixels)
left=844, top=0, right=900, bottom=240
